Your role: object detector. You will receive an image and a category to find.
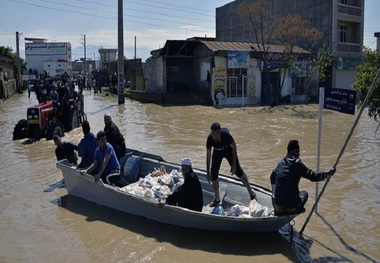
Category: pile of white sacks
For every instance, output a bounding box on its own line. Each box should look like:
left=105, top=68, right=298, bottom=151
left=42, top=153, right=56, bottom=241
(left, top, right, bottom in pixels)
left=120, top=168, right=273, bottom=218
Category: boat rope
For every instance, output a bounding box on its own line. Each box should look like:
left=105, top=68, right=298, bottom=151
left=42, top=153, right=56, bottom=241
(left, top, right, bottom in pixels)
left=300, top=67, right=380, bottom=235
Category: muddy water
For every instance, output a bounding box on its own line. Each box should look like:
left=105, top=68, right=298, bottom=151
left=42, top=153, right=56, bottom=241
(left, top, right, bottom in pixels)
left=0, top=90, right=379, bottom=263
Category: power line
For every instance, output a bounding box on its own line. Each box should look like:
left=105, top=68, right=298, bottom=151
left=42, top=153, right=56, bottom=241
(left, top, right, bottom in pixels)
left=10, top=0, right=215, bottom=34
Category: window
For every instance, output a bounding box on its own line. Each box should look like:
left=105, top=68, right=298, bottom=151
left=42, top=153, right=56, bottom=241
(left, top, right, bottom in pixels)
left=292, top=78, right=305, bottom=95
left=226, top=68, right=247, bottom=98
left=338, top=24, right=347, bottom=42
left=338, top=0, right=347, bottom=4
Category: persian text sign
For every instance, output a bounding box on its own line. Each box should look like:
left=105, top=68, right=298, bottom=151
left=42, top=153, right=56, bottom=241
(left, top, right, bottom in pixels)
left=324, top=88, right=356, bottom=115
left=25, top=42, right=68, bottom=55
left=228, top=51, right=250, bottom=68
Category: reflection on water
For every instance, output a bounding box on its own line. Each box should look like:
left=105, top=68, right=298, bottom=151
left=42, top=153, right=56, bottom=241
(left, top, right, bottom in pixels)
left=0, top=91, right=379, bottom=263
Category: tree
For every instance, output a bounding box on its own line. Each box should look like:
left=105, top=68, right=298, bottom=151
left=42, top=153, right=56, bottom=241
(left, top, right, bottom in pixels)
left=238, top=0, right=322, bottom=105
left=274, top=15, right=323, bottom=104
left=239, top=0, right=278, bottom=105
left=353, top=47, right=380, bottom=122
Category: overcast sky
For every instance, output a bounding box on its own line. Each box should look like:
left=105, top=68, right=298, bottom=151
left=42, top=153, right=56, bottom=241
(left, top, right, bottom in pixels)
left=1, top=0, right=379, bottom=61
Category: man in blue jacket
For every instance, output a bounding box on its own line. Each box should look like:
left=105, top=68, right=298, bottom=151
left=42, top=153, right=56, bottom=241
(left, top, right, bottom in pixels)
left=77, top=120, right=98, bottom=168
left=81, top=130, right=120, bottom=185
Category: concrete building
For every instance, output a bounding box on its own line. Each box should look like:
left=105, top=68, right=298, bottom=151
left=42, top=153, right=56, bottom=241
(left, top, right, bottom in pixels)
left=140, top=38, right=311, bottom=107
left=98, top=48, right=117, bottom=72
left=375, top=32, right=380, bottom=51
left=216, top=0, right=364, bottom=91
left=25, top=38, right=72, bottom=76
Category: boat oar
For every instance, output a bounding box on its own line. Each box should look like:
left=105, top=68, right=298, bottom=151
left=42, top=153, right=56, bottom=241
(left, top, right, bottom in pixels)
left=300, top=67, right=380, bottom=235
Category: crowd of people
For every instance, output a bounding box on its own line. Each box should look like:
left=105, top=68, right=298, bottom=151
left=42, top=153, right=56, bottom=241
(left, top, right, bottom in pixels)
left=54, top=118, right=336, bottom=215
left=54, top=113, right=126, bottom=186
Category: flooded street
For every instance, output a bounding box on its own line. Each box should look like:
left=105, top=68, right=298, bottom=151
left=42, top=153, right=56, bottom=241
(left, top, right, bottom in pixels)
left=0, top=90, right=379, bottom=263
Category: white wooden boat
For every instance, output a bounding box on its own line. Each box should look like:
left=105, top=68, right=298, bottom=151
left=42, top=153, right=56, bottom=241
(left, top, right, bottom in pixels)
left=56, top=148, right=300, bottom=232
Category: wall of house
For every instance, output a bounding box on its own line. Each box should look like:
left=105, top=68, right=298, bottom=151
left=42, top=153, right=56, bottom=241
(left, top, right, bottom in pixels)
left=335, top=69, right=357, bottom=90
left=216, top=0, right=333, bottom=49
left=0, top=61, right=14, bottom=79
left=144, top=56, right=165, bottom=93
left=165, top=57, right=194, bottom=93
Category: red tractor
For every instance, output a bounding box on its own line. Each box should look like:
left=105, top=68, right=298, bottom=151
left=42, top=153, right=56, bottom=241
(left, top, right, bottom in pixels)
left=12, top=98, right=86, bottom=141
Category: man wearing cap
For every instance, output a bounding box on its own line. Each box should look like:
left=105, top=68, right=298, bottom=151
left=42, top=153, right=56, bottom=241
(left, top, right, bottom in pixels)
left=270, top=140, right=336, bottom=215
left=206, top=122, right=256, bottom=207
left=157, top=158, right=203, bottom=212
left=53, top=135, right=78, bottom=165
left=77, top=120, right=98, bottom=168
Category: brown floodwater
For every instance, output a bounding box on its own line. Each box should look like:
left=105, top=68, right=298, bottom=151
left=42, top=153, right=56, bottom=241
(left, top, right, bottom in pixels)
left=0, top=90, right=379, bottom=262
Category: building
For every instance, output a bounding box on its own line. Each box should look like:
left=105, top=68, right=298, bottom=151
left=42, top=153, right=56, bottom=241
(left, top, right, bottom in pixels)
left=216, top=0, right=364, bottom=92
left=25, top=38, right=72, bottom=76
left=141, top=38, right=311, bottom=107
left=375, top=32, right=380, bottom=51
left=42, top=59, right=70, bottom=78
left=98, top=48, right=117, bottom=72
left=72, top=59, right=97, bottom=77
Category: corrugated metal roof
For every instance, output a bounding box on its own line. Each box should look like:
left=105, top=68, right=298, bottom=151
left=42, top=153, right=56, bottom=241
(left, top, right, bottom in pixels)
left=200, top=40, right=308, bottom=54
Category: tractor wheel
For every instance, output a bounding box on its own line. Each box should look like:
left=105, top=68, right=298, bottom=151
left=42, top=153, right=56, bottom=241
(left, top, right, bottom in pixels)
left=13, top=119, right=29, bottom=140
left=46, top=119, right=64, bottom=140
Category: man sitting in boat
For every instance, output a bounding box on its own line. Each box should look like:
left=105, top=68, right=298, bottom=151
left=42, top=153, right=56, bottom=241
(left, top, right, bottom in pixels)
left=77, top=120, right=98, bottom=169
left=80, top=130, right=121, bottom=185
left=157, top=158, right=203, bottom=212
left=270, top=140, right=336, bottom=215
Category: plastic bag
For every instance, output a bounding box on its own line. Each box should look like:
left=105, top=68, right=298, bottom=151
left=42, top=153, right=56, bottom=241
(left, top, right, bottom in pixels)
left=249, top=199, right=270, bottom=217
left=212, top=205, right=225, bottom=215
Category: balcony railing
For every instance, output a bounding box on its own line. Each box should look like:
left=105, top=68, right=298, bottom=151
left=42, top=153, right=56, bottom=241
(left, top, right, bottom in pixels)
left=338, top=5, right=362, bottom=16
left=337, top=43, right=361, bottom=53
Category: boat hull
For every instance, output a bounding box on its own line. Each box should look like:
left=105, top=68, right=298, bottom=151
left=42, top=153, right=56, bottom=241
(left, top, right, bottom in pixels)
left=56, top=149, right=298, bottom=232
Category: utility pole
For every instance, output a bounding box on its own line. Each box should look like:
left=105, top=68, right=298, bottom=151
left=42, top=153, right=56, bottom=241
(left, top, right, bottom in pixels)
left=81, top=34, right=87, bottom=78
left=16, top=31, right=22, bottom=94
left=118, top=0, right=125, bottom=104
left=134, top=36, right=136, bottom=59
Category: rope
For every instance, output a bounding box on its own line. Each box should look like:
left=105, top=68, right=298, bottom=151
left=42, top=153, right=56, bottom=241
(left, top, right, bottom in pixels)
left=300, top=67, right=380, bottom=235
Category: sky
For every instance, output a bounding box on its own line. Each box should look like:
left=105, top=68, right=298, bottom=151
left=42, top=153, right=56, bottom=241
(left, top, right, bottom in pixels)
left=1, top=0, right=379, bottom=62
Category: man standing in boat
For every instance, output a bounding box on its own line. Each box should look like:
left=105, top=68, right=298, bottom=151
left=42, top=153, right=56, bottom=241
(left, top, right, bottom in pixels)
left=206, top=122, right=256, bottom=207
left=80, top=130, right=121, bottom=185
left=157, top=157, right=203, bottom=212
left=270, top=140, right=336, bottom=215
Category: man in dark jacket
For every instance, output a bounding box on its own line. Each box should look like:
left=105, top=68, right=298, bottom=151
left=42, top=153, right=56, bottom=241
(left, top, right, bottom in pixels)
left=157, top=158, right=204, bottom=212
left=103, top=113, right=126, bottom=160
left=54, top=135, right=78, bottom=165
left=270, top=140, right=336, bottom=215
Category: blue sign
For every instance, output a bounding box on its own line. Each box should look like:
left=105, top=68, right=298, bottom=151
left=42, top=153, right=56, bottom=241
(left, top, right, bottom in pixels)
left=324, top=88, right=356, bottom=115
left=228, top=51, right=250, bottom=68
